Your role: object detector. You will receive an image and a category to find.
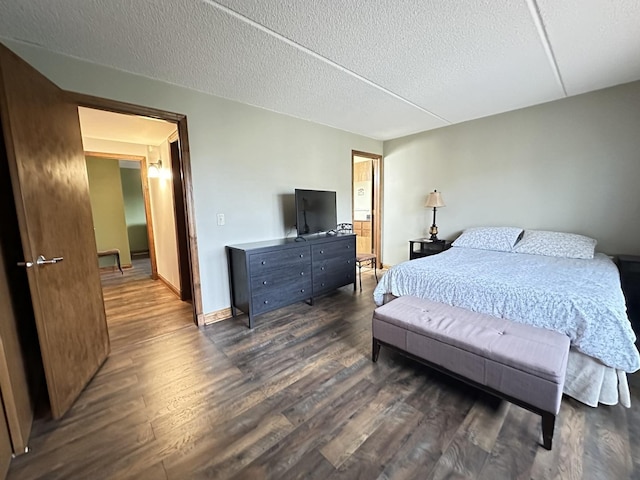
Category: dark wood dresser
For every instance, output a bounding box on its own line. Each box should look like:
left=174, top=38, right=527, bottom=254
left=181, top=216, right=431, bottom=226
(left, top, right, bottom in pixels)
left=227, top=234, right=356, bottom=327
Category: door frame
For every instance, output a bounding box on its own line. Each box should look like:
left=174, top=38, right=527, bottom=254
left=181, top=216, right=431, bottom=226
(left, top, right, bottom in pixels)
left=351, top=150, right=383, bottom=267
left=71, top=92, right=204, bottom=325
left=84, top=151, right=158, bottom=280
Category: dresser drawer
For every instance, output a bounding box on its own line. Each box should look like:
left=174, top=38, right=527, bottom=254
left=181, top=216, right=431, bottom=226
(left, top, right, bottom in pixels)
left=250, top=246, right=310, bottom=273
left=314, top=256, right=354, bottom=275
left=251, top=279, right=312, bottom=315
left=313, top=265, right=355, bottom=293
left=312, top=237, right=355, bottom=260
left=251, top=268, right=310, bottom=294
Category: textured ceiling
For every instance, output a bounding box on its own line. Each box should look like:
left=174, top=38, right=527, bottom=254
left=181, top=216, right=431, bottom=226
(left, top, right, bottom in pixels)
left=78, top=107, right=177, bottom=146
left=1, top=1, right=639, bottom=140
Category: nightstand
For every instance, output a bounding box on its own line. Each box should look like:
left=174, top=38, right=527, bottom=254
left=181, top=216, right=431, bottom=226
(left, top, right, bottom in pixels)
left=409, top=239, right=452, bottom=260
left=618, top=255, right=640, bottom=334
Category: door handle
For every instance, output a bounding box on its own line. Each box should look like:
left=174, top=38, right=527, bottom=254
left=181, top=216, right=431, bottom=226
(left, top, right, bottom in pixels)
left=36, top=255, right=64, bottom=265
left=18, top=255, right=64, bottom=268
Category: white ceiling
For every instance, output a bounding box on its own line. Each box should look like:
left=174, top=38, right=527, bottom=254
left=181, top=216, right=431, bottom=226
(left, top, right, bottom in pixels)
left=1, top=1, right=639, bottom=141
left=78, top=107, right=177, bottom=146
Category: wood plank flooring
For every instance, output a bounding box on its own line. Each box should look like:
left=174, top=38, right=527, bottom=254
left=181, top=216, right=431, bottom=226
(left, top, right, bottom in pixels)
left=7, top=263, right=640, bottom=479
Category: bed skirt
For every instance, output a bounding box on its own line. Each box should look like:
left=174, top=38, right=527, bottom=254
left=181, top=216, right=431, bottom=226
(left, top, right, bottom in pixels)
left=380, top=293, right=630, bottom=408
left=564, top=350, right=630, bottom=407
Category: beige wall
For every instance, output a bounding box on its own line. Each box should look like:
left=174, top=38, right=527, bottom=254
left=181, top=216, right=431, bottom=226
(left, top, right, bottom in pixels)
left=5, top=40, right=383, bottom=315
left=148, top=140, right=180, bottom=291
left=383, top=81, right=640, bottom=265
left=80, top=136, right=181, bottom=291
left=120, top=167, right=148, bottom=253
left=85, top=156, right=132, bottom=267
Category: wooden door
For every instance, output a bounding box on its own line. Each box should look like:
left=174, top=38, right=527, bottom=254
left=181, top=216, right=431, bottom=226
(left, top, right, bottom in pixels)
left=0, top=44, right=110, bottom=418
left=0, top=110, right=39, bottom=455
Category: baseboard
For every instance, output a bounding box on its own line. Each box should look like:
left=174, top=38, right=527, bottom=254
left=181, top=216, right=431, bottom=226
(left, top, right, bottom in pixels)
left=158, top=273, right=180, bottom=298
left=202, top=308, right=233, bottom=325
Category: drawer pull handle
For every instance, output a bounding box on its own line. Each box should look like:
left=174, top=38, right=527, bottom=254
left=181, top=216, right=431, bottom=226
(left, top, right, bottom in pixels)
left=321, top=266, right=325, bottom=271
left=320, top=250, right=324, bottom=254
left=263, top=281, right=267, bottom=285
left=264, top=300, right=269, bottom=304
left=300, top=272, right=305, bottom=276
left=299, top=254, right=304, bottom=258
left=347, top=260, right=351, bottom=264
left=261, top=261, right=266, bottom=265
left=301, top=289, right=305, bottom=293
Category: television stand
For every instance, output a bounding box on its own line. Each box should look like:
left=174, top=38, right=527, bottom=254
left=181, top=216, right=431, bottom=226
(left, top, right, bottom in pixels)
left=226, top=234, right=356, bottom=328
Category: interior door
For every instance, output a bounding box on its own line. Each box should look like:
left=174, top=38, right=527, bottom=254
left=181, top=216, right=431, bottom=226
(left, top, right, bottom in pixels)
left=0, top=43, right=110, bottom=418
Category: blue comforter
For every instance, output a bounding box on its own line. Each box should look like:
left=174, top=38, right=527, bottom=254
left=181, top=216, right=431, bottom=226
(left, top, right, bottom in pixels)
left=373, top=247, right=640, bottom=372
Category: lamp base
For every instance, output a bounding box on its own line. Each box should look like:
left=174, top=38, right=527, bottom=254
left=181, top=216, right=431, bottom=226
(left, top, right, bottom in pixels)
left=429, top=224, right=441, bottom=243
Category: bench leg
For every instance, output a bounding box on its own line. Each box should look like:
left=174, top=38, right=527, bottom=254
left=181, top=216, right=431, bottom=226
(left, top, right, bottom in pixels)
left=372, top=338, right=381, bottom=362
left=541, top=412, right=555, bottom=450
left=115, top=252, right=123, bottom=274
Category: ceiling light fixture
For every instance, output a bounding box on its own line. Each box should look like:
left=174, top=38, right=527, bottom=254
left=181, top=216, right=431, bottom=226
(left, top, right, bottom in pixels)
left=148, top=159, right=163, bottom=178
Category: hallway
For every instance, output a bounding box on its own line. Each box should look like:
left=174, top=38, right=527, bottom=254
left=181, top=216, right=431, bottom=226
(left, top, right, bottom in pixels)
left=100, top=257, right=194, bottom=350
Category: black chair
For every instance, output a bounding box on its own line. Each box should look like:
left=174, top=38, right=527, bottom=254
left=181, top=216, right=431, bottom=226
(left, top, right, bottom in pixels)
left=336, top=223, right=378, bottom=291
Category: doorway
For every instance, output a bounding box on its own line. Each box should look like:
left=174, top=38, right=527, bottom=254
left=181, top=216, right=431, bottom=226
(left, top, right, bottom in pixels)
left=77, top=107, right=200, bottom=349
left=83, top=151, right=158, bottom=280
left=72, top=95, right=203, bottom=325
left=0, top=42, right=202, bottom=442
left=352, top=150, right=383, bottom=267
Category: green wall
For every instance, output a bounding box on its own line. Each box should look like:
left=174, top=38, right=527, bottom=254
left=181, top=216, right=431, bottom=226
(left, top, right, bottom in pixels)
left=6, top=39, right=383, bottom=315
left=85, top=156, right=132, bottom=268
left=382, top=80, right=640, bottom=264
left=120, top=167, right=149, bottom=254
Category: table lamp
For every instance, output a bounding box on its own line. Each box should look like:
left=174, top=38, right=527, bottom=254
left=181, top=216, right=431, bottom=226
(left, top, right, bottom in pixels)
left=425, top=190, right=445, bottom=242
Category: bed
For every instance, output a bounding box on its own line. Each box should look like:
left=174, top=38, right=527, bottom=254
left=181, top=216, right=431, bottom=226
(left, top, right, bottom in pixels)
left=373, top=227, right=640, bottom=407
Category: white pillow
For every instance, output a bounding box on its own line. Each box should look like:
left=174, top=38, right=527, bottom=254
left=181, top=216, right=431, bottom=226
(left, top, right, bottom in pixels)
left=513, top=230, right=597, bottom=259
left=452, top=226, right=524, bottom=253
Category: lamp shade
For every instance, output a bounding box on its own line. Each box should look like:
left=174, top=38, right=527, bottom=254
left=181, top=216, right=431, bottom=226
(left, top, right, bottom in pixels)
left=425, top=190, right=445, bottom=208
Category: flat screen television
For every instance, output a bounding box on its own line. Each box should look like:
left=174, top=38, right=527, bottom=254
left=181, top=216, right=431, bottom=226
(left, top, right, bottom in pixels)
left=295, top=189, right=337, bottom=237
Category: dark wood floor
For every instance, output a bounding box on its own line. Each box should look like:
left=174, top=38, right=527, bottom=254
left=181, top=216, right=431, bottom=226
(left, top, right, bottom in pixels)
left=7, top=262, right=640, bottom=479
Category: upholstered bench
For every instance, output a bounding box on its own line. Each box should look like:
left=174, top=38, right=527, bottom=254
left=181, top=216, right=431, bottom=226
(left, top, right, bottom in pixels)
left=372, top=296, right=570, bottom=450
left=98, top=248, right=123, bottom=274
